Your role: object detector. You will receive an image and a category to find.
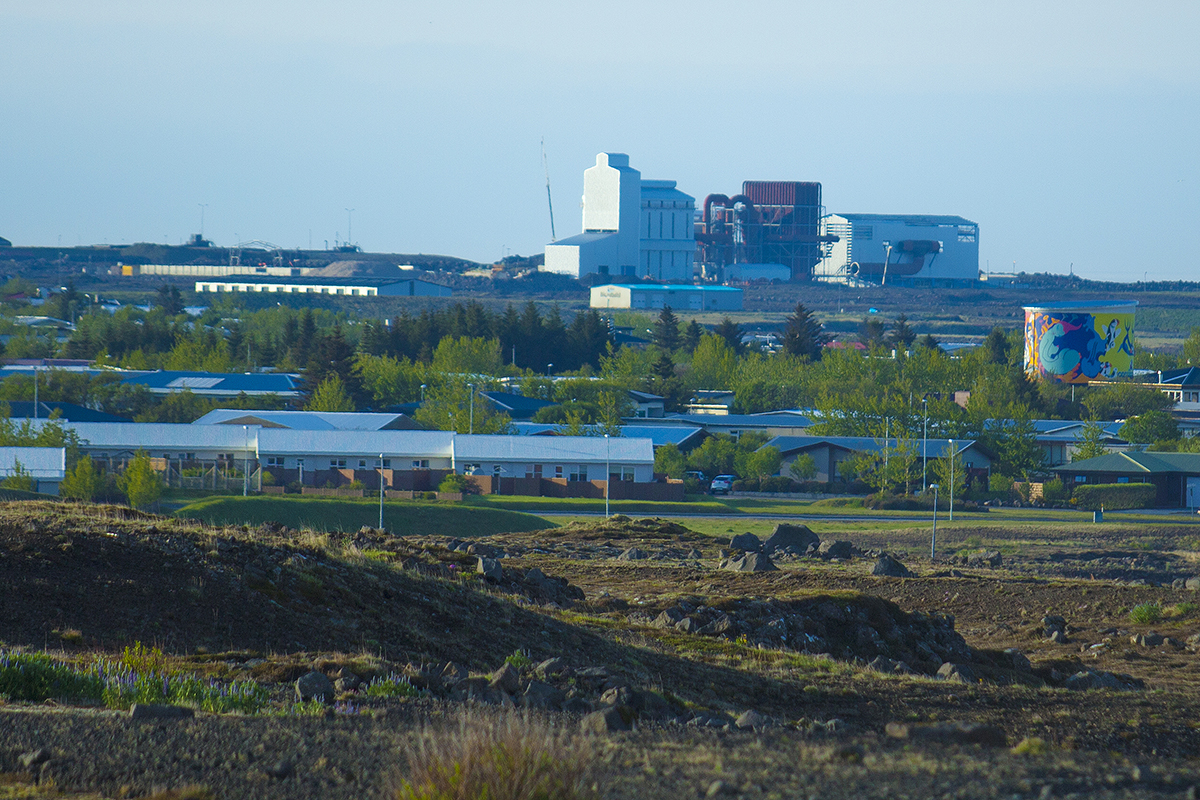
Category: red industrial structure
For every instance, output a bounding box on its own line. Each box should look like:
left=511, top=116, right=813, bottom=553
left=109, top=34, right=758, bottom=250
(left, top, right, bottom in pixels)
left=695, top=181, right=838, bottom=282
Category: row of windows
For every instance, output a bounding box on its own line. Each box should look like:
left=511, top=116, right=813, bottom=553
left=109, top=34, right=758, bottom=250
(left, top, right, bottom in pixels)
left=199, top=284, right=376, bottom=296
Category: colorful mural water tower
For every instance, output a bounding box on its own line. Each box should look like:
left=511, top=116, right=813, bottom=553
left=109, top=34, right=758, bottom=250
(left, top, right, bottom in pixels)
left=1023, top=301, right=1137, bottom=384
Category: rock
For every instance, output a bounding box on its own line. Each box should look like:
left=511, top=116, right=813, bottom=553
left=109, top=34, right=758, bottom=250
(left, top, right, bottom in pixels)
left=600, top=685, right=634, bottom=707
left=735, top=709, right=770, bottom=731
left=818, top=540, right=853, bottom=559
left=698, top=615, right=735, bottom=636
left=489, top=662, right=522, bottom=694
left=1187, top=577, right=1200, bottom=591
left=265, top=760, right=294, bottom=779
left=1003, top=648, right=1032, bottom=672
left=652, top=608, right=684, bottom=628
left=675, top=617, right=698, bottom=633
left=524, top=567, right=548, bottom=586
left=706, top=779, right=735, bottom=796
left=440, top=661, right=468, bottom=683
left=534, top=657, right=567, bottom=677
left=130, top=703, right=196, bottom=720
left=617, top=547, right=648, bottom=561
left=762, top=523, right=819, bottom=555
left=19, top=749, right=51, bottom=769
left=1049, top=630, right=1069, bottom=644
left=1063, top=669, right=1132, bottom=691
left=1132, top=632, right=1165, bottom=647
left=334, top=670, right=360, bottom=693
left=522, top=680, right=565, bottom=710
left=885, top=721, right=1006, bottom=747
left=729, top=533, right=762, bottom=552
left=722, top=552, right=778, bottom=572
left=581, top=706, right=632, bottom=733
left=295, top=671, right=335, bottom=704
left=477, top=557, right=503, bottom=582
left=967, top=550, right=1002, bottom=567
left=872, top=554, right=914, bottom=578
left=633, top=689, right=678, bottom=722
left=936, top=662, right=976, bottom=684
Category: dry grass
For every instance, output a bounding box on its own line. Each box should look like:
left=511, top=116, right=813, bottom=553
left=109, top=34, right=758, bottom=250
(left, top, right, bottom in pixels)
left=394, top=709, right=598, bottom=800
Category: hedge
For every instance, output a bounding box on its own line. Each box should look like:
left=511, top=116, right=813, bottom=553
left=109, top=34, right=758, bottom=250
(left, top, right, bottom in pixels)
left=1073, top=483, right=1157, bottom=511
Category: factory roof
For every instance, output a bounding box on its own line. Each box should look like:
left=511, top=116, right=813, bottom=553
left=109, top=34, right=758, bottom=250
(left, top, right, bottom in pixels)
left=0, top=447, right=65, bottom=478
left=454, top=434, right=654, bottom=464
left=258, top=428, right=455, bottom=457
left=192, top=409, right=421, bottom=430
left=550, top=232, right=617, bottom=246
left=119, top=371, right=303, bottom=397
left=641, top=180, right=694, bottom=203
left=603, top=284, right=743, bottom=293
left=837, top=213, right=977, bottom=227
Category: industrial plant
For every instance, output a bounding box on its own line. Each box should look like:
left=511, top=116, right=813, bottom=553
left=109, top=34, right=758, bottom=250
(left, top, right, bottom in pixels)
left=548, top=152, right=981, bottom=289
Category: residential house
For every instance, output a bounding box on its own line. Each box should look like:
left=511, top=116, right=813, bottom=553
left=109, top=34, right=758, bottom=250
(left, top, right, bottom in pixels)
left=1054, top=451, right=1200, bottom=508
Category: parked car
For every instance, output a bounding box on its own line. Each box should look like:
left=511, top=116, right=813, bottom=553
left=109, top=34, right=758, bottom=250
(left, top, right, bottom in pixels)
left=709, top=474, right=735, bottom=495
left=684, top=470, right=706, bottom=482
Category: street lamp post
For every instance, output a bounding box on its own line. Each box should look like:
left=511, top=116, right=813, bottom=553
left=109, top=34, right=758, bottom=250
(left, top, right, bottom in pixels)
left=468, top=383, right=475, bottom=435
left=378, top=453, right=385, bottom=530
left=242, top=425, right=249, bottom=497
left=948, top=439, right=955, bottom=522
left=929, top=483, right=940, bottom=559
left=604, top=434, right=611, bottom=518
left=922, top=398, right=928, bottom=492
left=420, top=383, right=426, bottom=402
left=547, top=363, right=554, bottom=377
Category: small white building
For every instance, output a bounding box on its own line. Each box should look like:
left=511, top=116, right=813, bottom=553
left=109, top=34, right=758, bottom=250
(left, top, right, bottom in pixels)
left=590, top=284, right=743, bottom=311
left=0, top=447, right=66, bottom=495
left=544, top=154, right=694, bottom=282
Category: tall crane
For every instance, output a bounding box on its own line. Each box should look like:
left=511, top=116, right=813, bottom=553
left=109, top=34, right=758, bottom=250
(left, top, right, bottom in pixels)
left=542, top=138, right=557, bottom=242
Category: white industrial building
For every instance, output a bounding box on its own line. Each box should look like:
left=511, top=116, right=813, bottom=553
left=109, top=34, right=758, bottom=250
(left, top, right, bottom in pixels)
left=814, top=213, right=979, bottom=285
left=544, top=154, right=695, bottom=282
left=0, top=447, right=66, bottom=495
left=590, top=284, right=743, bottom=311
left=193, top=278, right=451, bottom=297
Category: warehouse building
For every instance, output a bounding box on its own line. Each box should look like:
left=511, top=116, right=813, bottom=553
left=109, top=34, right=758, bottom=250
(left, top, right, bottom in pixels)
left=544, top=153, right=695, bottom=282
left=193, top=277, right=451, bottom=297
left=589, top=284, right=742, bottom=311
left=814, top=213, right=979, bottom=285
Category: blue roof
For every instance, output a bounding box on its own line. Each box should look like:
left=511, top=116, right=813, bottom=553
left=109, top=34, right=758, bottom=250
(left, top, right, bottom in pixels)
left=549, top=232, right=617, bottom=246
left=119, top=371, right=303, bottom=396
left=3, top=401, right=131, bottom=423
left=480, top=391, right=557, bottom=419
left=616, top=425, right=706, bottom=449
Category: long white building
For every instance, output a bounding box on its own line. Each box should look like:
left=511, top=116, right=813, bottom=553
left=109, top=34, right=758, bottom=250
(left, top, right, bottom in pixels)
left=543, top=153, right=695, bottom=282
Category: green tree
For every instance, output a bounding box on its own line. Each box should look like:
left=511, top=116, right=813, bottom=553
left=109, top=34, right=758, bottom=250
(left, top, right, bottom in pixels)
left=789, top=453, right=818, bottom=482
left=1119, top=410, right=1180, bottom=444
left=414, top=378, right=511, bottom=434
left=686, top=435, right=740, bottom=478
left=682, top=319, right=703, bottom=353
left=60, top=455, right=100, bottom=501
left=554, top=407, right=591, bottom=437
left=431, top=336, right=504, bottom=376
left=688, top=335, right=738, bottom=390
left=1082, top=383, right=1173, bottom=420
left=918, top=333, right=941, bottom=351
left=1, top=460, right=35, bottom=492
left=1183, top=327, right=1200, bottom=365
left=858, top=316, right=887, bottom=349
left=1073, top=419, right=1110, bottom=461
left=986, top=417, right=1045, bottom=479
left=355, top=353, right=427, bottom=407
left=743, top=446, right=782, bottom=481
left=781, top=303, right=828, bottom=360
left=652, top=307, right=682, bottom=351
left=595, top=390, right=627, bottom=438
left=929, top=448, right=967, bottom=500
left=654, top=443, right=687, bottom=478
left=712, top=317, right=747, bottom=356
left=888, top=314, right=917, bottom=349
left=305, top=374, right=356, bottom=412
left=118, top=451, right=163, bottom=509
left=156, top=284, right=184, bottom=316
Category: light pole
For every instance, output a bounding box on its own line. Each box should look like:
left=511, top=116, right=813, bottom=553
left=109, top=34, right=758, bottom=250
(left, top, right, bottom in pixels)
left=922, top=398, right=928, bottom=492
left=929, top=483, right=940, bottom=559
left=547, top=363, right=554, bottom=377
left=345, top=208, right=355, bottom=247
left=242, top=425, right=249, bottom=496
left=467, top=383, right=475, bottom=435
left=604, top=434, right=611, bottom=518
left=378, top=452, right=385, bottom=530
left=419, top=383, right=426, bottom=402
left=948, top=438, right=955, bottom=522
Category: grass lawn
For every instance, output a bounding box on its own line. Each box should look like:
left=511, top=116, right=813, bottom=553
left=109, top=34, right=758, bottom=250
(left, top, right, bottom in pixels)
left=176, top=495, right=555, bottom=536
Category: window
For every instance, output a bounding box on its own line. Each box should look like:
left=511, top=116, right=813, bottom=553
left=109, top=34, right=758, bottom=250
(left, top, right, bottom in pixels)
left=186, top=453, right=195, bottom=460
left=461, top=462, right=481, bottom=475
left=359, top=460, right=367, bottom=468
left=266, top=456, right=285, bottom=468
left=330, top=459, right=347, bottom=469
left=413, top=459, right=429, bottom=469
left=1117, top=476, right=1129, bottom=483
left=554, top=465, right=563, bottom=479
left=493, top=465, right=503, bottom=475
left=382, top=459, right=391, bottom=468
left=1075, top=476, right=1086, bottom=483
left=622, top=467, right=635, bottom=481
left=569, top=465, right=588, bottom=482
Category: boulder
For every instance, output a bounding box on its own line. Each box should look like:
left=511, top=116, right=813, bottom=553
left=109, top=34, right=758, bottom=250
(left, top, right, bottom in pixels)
left=652, top=608, right=684, bottom=628
left=818, top=540, right=853, bottom=559
left=617, top=547, right=648, bottom=561
left=476, top=557, right=503, bottom=582
left=1187, top=577, right=1200, bottom=591
left=489, top=662, right=522, bottom=694
left=295, top=671, right=335, bottom=703
left=534, top=657, right=567, bottom=677
left=871, top=554, right=914, bottom=578
left=1002, top=648, right=1032, bottom=672
left=735, top=709, right=770, bottom=731
left=580, top=706, right=632, bottom=734
left=762, top=523, right=819, bottom=555
left=1064, top=670, right=1125, bottom=691
left=722, top=552, right=778, bottom=573
left=675, top=617, right=698, bottom=633
left=966, top=550, right=1003, bottom=568
left=522, top=680, right=565, bottom=710
left=730, top=533, right=763, bottom=552
left=936, top=662, right=976, bottom=684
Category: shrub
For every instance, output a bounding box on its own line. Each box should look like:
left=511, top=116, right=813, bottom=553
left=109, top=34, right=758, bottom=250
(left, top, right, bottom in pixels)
left=364, top=672, right=420, bottom=699
left=1073, top=483, right=1157, bottom=511
left=260, top=470, right=276, bottom=486
left=61, top=455, right=100, bottom=501
left=760, top=476, right=800, bottom=493
left=118, top=451, right=164, bottom=509
left=0, top=460, right=35, bottom=492
left=1041, top=478, right=1068, bottom=503
left=396, top=709, right=597, bottom=800
left=0, top=651, right=103, bottom=702
left=1129, top=603, right=1163, bottom=624
left=438, top=473, right=470, bottom=494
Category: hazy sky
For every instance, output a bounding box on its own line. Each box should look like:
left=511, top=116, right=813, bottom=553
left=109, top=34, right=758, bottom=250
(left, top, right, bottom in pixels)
left=3, top=1, right=1198, bottom=281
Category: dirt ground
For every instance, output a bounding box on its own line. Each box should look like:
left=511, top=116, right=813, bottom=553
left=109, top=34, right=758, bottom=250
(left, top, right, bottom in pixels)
left=5, top=505, right=1200, bottom=798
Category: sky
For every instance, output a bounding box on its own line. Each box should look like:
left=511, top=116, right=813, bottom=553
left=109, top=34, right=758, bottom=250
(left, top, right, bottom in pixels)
left=2, top=0, right=1198, bottom=282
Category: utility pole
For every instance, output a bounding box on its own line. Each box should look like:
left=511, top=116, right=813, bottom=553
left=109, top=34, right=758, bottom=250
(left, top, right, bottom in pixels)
left=378, top=453, right=385, bottom=530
